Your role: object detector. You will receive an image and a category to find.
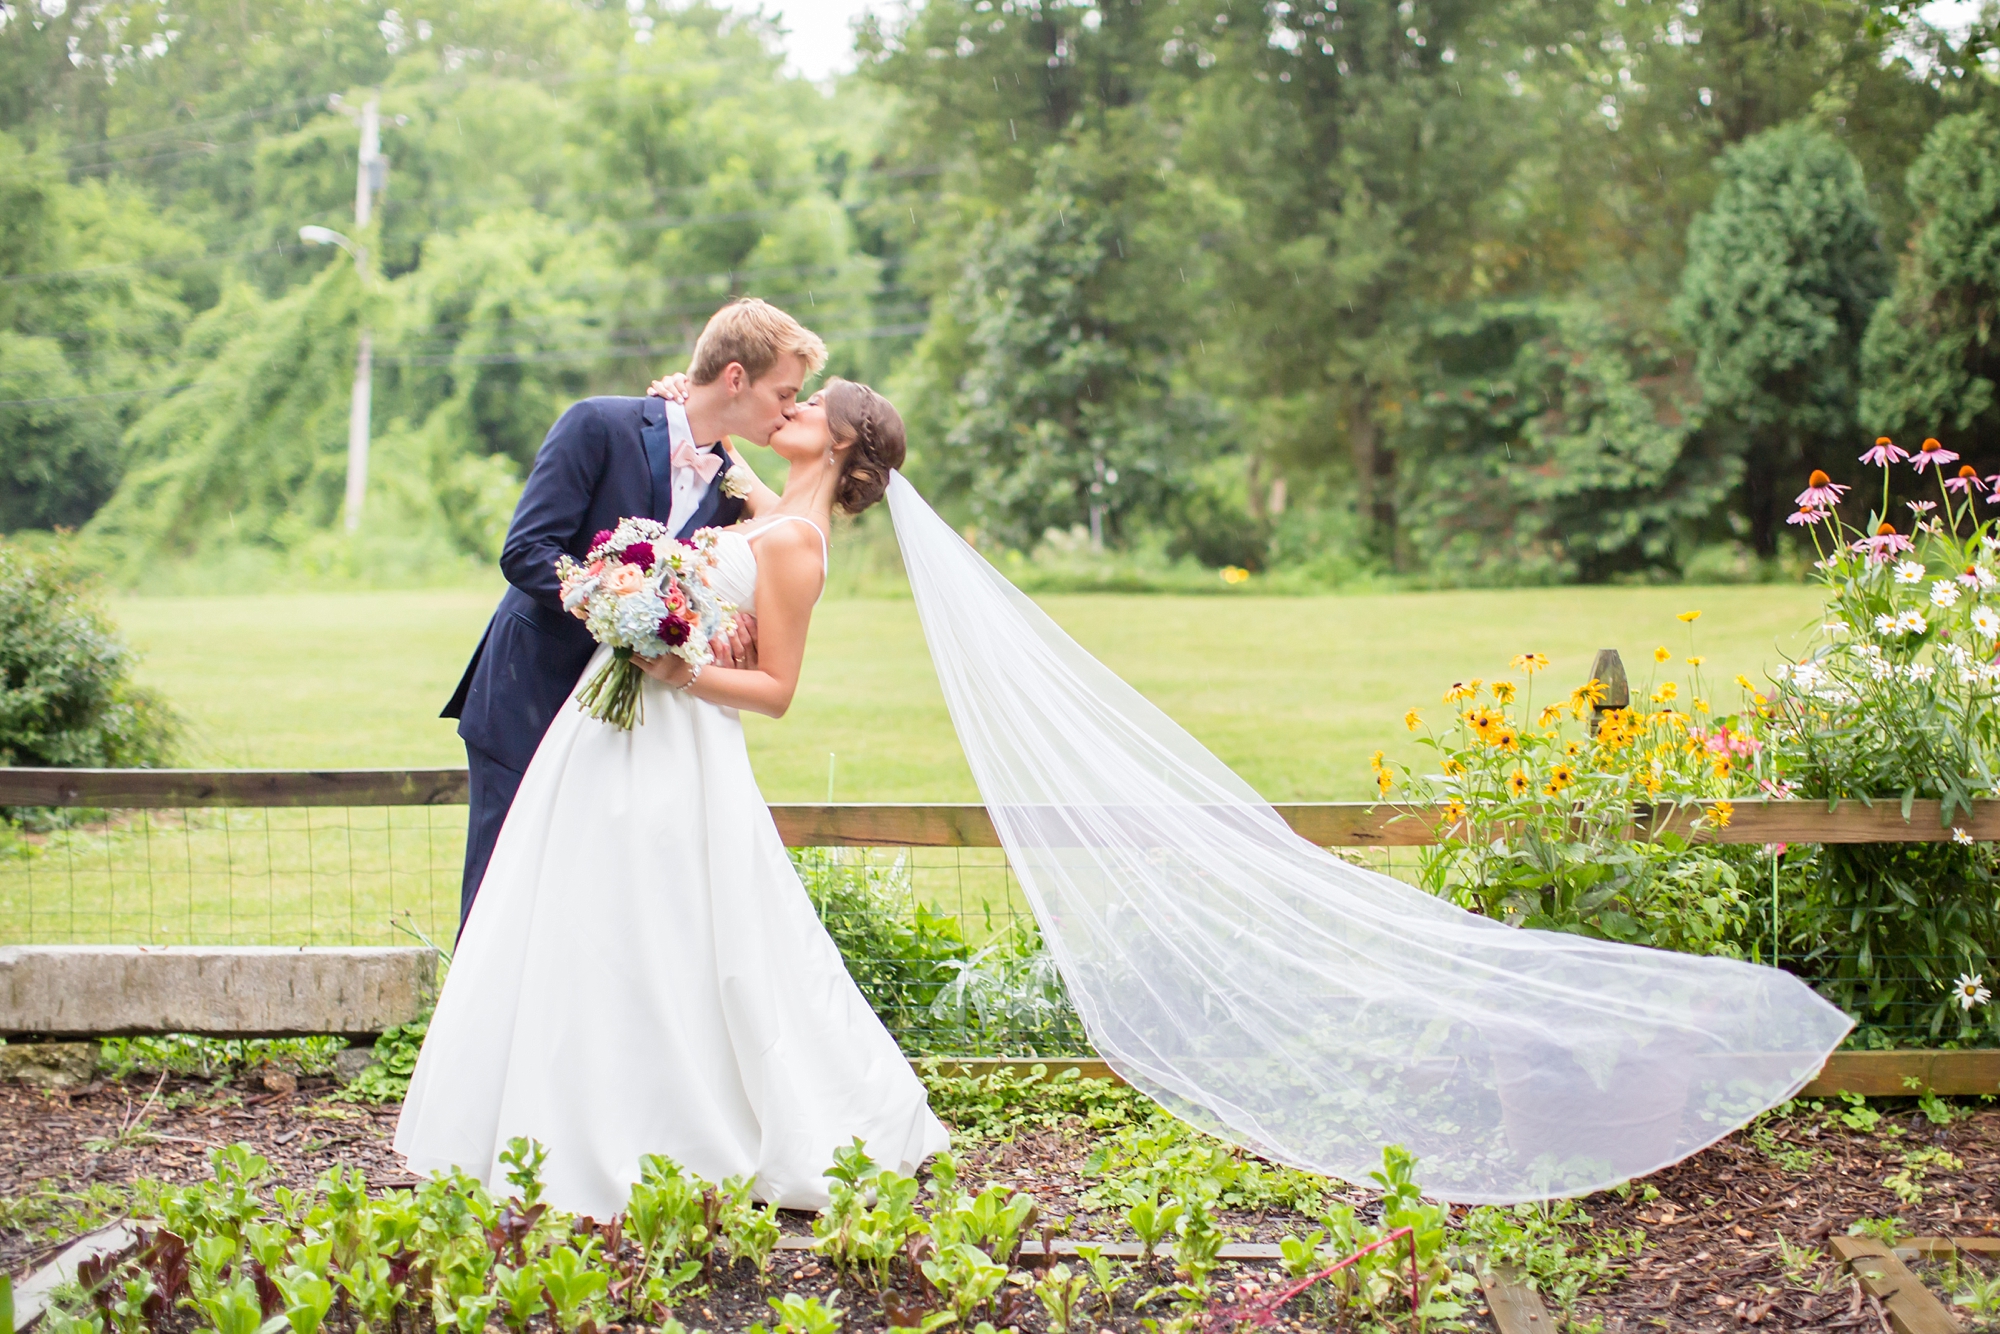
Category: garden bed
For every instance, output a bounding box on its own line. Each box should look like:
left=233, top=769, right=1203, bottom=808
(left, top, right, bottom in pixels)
left=6, top=1062, right=2000, bottom=1332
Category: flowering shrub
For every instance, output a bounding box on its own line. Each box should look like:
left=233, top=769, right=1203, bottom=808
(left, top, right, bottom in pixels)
left=1389, top=636, right=1750, bottom=956
left=1750, top=438, right=2000, bottom=1043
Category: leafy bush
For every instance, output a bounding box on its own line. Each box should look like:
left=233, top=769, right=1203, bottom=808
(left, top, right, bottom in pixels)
left=0, top=539, right=177, bottom=771
left=791, top=849, right=1087, bottom=1056
left=1749, top=442, right=2000, bottom=1043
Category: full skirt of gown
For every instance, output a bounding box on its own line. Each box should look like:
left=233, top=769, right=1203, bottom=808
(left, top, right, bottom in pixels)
left=394, top=646, right=951, bottom=1215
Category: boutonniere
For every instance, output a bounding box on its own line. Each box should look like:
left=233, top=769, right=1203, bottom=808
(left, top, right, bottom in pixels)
left=721, top=462, right=756, bottom=499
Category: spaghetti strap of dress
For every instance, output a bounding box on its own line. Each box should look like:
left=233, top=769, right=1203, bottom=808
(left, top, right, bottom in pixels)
left=743, top=514, right=829, bottom=600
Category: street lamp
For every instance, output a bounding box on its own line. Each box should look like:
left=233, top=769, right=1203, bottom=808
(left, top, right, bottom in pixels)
left=299, top=223, right=372, bottom=534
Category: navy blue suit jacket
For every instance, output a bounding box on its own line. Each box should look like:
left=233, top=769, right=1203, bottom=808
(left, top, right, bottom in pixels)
left=442, top=396, right=744, bottom=771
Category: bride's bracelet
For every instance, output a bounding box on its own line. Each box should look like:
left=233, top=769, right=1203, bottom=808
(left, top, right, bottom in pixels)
left=677, top=661, right=703, bottom=692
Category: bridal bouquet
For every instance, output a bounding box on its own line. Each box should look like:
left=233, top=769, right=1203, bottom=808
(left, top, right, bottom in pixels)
left=556, top=518, right=735, bottom=729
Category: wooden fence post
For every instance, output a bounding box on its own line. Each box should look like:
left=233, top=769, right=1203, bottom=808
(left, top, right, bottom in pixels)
left=1587, top=648, right=1629, bottom=735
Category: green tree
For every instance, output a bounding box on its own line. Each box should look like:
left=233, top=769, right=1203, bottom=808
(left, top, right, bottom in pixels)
left=1674, top=121, right=1887, bottom=554
left=1861, top=112, right=2000, bottom=459
left=0, top=333, right=119, bottom=531
left=929, top=161, right=1209, bottom=550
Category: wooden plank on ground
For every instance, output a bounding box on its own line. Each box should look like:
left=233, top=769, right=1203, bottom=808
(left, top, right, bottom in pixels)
left=1802, top=1050, right=2000, bottom=1098
left=10, top=1221, right=136, bottom=1327
left=1478, top=1262, right=1555, bottom=1334
left=1830, top=1235, right=1962, bottom=1334
left=771, top=1236, right=1283, bottom=1259
left=1898, top=1238, right=2000, bottom=1261
left=913, top=1057, right=1122, bottom=1084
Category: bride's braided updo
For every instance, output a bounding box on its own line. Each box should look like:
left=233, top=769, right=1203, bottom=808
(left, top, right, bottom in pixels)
left=821, top=379, right=906, bottom=516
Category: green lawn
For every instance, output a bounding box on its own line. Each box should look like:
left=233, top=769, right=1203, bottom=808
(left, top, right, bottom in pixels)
left=111, top=582, right=1829, bottom=802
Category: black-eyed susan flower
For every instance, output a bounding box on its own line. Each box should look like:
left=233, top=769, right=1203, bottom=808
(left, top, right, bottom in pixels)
left=1405, top=708, right=1422, bottom=731
left=1510, top=652, right=1550, bottom=673
left=1507, top=769, right=1531, bottom=798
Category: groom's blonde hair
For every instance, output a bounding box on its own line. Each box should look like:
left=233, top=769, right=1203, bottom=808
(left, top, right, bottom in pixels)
left=688, top=298, right=827, bottom=386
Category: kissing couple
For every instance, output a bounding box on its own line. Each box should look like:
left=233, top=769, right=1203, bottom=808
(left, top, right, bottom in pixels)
left=399, top=297, right=1853, bottom=1216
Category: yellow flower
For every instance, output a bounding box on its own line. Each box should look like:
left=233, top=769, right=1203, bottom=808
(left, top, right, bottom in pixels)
left=1539, top=704, right=1563, bottom=727
left=1713, top=757, right=1732, bottom=780
left=1565, top=740, right=1581, bottom=757
left=1376, top=771, right=1393, bottom=796
left=1735, top=674, right=1755, bottom=691
left=1654, top=646, right=1672, bottom=663
left=1220, top=566, right=1251, bottom=585
left=1441, top=757, right=1466, bottom=777
left=1441, top=798, right=1467, bottom=825
left=1693, top=697, right=1710, bottom=714
left=1467, top=708, right=1498, bottom=739
left=1443, top=680, right=1479, bottom=704
left=1685, top=656, right=1705, bottom=667
left=1510, top=652, right=1551, bottom=673
left=1492, top=681, right=1518, bottom=704
left=1548, top=763, right=1577, bottom=791
left=1507, top=769, right=1531, bottom=798
left=1494, top=726, right=1520, bottom=752
left=1678, top=610, right=1702, bottom=623
left=1369, top=749, right=1387, bottom=773
left=1652, top=681, right=1680, bottom=703
left=1639, top=772, right=1663, bottom=796
left=1404, top=708, right=1423, bottom=731
left=1707, top=800, right=1734, bottom=829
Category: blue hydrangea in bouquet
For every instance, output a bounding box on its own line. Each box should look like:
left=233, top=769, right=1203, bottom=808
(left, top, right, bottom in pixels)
left=555, top=517, right=735, bottom=729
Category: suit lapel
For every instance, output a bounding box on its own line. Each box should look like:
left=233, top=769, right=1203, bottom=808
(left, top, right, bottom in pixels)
left=639, top=398, right=676, bottom=522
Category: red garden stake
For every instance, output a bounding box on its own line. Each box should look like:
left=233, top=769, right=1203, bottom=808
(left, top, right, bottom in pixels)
left=1202, top=1225, right=1421, bottom=1331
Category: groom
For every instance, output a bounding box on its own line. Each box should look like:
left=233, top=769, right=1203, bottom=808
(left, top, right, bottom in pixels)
left=443, top=298, right=828, bottom=926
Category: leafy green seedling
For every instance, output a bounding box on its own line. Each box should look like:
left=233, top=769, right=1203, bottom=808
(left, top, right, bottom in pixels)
left=497, top=1139, right=548, bottom=1210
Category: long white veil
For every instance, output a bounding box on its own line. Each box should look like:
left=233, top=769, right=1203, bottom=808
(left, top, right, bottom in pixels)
left=886, top=473, right=1850, bottom=1203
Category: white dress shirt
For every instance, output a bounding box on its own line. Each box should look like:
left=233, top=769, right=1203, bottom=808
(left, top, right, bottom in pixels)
left=662, top=401, right=716, bottom=537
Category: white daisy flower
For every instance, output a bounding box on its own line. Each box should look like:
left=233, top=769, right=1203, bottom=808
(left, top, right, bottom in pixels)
left=1979, top=661, right=2000, bottom=684
left=1933, top=581, right=1963, bottom=608
left=1954, top=828, right=1976, bottom=845
left=1975, top=606, right=2000, bottom=640
left=1898, top=609, right=1929, bottom=634
left=1904, top=663, right=1936, bottom=682
left=1875, top=613, right=1901, bottom=636
left=1985, top=533, right=2000, bottom=554
left=1953, top=972, right=1991, bottom=1011
left=1894, top=559, right=1927, bottom=584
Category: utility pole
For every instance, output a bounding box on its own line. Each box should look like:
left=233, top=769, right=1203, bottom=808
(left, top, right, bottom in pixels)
left=328, top=93, right=388, bottom=532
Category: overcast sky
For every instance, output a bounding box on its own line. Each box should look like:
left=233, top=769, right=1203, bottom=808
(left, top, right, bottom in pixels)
left=765, top=0, right=1989, bottom=85
left=768, top=0, right=886, bottom=82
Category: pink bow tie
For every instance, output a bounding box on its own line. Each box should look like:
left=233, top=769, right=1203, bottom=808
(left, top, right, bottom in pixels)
left=670, top=438, right=724, bottom=483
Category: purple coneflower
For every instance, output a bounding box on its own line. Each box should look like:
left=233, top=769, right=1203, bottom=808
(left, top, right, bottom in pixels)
left=1911, top=437, right=1960, bottom=471
left=1786, top=506, right=1829, bottom=526
left=1795, top=469, right=1847, bottom=508
left=1858, top=522, right=1916, bottom=563
left=1947, top=465, right=1988, bottom=495
left=1860, top=436, right=1908, bottom=467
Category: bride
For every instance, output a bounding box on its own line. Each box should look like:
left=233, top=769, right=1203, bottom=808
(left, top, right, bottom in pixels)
left=394, top=379, right=947, bottom=1215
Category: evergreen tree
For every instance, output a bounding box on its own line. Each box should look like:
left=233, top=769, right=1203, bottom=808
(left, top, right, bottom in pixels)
left=1674, top=121, right=1887, bottom=554
left=1860, top=112, right=2000, bottom=459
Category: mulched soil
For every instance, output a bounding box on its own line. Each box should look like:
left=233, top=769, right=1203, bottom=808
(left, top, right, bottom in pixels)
left=8, top=1069, right=2000, bottom=1332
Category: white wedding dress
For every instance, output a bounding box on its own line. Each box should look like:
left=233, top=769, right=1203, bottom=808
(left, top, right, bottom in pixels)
left=395, top=517, right=950, bottom=1215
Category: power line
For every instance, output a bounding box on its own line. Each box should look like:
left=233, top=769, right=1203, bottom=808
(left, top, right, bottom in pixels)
left=0, top=383, right=195, bottom=408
